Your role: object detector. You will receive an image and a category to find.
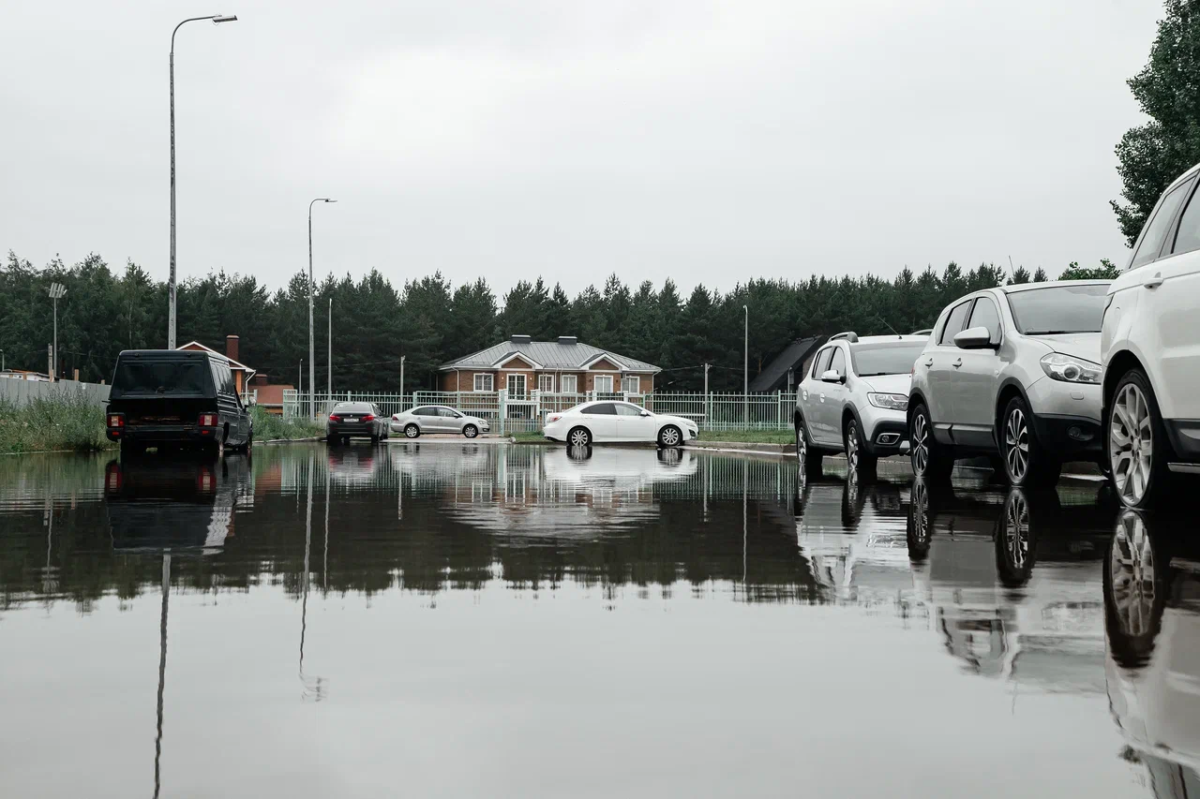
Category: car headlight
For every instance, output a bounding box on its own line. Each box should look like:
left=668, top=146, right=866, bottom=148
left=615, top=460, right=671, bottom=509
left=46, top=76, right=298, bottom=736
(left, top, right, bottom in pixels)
left=1040, top=353, right=1101, bottom=384
left=867, top=393, right=909, bottom=411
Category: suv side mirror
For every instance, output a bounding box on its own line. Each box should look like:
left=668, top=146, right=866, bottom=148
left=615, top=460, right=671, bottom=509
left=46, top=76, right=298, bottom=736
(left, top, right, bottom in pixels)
left=954, top=326, right=995, bottom=350
left=820, top=369, right=843, bottom=383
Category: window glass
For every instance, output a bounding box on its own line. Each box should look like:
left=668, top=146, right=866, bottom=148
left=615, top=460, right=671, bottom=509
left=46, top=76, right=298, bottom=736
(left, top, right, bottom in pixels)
left=828, top=347, right=846, bottom=376
left=538, top=374, right=554, bottom=393
left=939, top=301, right=973, bottom=345
left=413, top=407, right=436, bottom=417
left=474, top=374, right=493, bottom=392
left=1172, top=184, right=1200, bottom=256
left=333, top=402, right=372, bottom=414
left=1006, top=284, right=1109, bottom=334
left=967, top=297, right=1002, bottom=345
left=614, top=403, right=643, bottom=416
left=585, top=403, right=616, bottom=415
left=438, top=407, right=461, bottom=418
left=621, top=376, right=640, bottom=394
left=560, top=375, right=578, bottom=393
left=850, top=343, right=928, bottom=376
left=112, top=359, right=212, bottom=397
left=1131, top=179, right=1193, bottom=270
left=811, top=348, right=832, bottom=378
left=594, top=376, right=614, bottom=393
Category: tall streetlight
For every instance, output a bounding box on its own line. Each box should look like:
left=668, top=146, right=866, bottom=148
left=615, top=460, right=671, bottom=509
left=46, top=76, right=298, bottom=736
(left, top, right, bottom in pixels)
left=168, top=13, right=238, bottom=350
left=309, top=198, right=336, bottom=418
left=743, top=304, right=749, bottom=427
left=49, top=283, right=67, bottom=381
left=327, top=297, right=333, bottom=401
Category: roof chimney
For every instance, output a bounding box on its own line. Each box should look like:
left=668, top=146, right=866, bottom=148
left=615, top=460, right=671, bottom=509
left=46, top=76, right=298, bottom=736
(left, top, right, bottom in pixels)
left=225, top=334, right=240, bottom=363
left=557, top=336, right=577, bottom=345
left=253, top=373, right=268, bottom=386
left=511, top=334, right=532, bottom=345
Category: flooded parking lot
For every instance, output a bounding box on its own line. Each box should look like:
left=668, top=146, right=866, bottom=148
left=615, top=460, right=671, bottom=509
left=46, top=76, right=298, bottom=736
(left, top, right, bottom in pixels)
left=1, top=443, right=1197, bottom=798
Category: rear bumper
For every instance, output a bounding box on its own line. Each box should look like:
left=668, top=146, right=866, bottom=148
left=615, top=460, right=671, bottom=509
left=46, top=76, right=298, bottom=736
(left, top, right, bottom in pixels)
left=327, top=423, right=376, bottom=438
left=1165, top=419, right=1200, bottom=463
left=1031, top=413, right=1103, bottom=460
left=107, top=425, right=218, bottom=443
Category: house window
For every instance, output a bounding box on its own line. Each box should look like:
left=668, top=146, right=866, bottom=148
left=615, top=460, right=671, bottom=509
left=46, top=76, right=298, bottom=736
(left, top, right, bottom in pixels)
left=560, top=374, right=578, bottom=394
left=507, top=373, right=527, bottom=399
left=594, top=375, right=614, bottom=393
left=538, top=374, right=555, bottom=393
left=621, top=375, right=640, bottom=394
left=474, top=374, right=494, bottom=392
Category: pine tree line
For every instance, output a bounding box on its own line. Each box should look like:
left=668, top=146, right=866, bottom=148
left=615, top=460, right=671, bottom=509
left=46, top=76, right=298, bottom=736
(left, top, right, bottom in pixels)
left=1, top=251, right=1117, bottom=393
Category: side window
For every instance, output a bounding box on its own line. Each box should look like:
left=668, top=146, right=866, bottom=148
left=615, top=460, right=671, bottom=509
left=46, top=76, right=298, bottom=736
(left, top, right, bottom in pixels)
left=829, top=347, right=846, bottom=376
left=967, top=297, right=1002, bottom=345
left=1131, top=179, right=1193, bottom=270
left=586, top=403, right=616, bottom=415
left=939, top=301, right=974, bottom=345
left=414, top=407, right=434, bottom=417
left=811, top=348, right=832, bottom=379
left=439, top=407, right=459, bottom=418
left=614, top=403, right=642, bottom=416
left=1172, top=182, right=1200, bottom=257
left=209, top=361, right=223, bottom=393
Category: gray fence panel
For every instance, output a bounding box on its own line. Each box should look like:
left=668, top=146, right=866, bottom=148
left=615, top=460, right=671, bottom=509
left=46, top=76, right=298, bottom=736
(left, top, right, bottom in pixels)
left=0, top=378, right=111, bottom=407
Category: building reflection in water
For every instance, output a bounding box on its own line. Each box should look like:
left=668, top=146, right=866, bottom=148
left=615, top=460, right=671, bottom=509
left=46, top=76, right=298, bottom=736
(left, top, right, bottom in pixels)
left=1104, top=509, right=1200, bottom=798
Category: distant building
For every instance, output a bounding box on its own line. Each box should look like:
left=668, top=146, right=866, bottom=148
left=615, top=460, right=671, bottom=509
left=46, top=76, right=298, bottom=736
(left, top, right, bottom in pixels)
left=248, top=374, right=294, bottom=416
left=439, top=335, right=661, bottom=396
left=177, top=335, right=256, bottom=395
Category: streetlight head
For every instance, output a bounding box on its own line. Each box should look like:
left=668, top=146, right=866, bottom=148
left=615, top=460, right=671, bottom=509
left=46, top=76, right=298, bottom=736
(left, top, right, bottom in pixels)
left=212, top=14, right=238, bottom=24
left=324, top=199, right=337, bottom=204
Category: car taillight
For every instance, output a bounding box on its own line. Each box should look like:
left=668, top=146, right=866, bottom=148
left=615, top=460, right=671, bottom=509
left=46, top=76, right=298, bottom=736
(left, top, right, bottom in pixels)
left=105, top=464, right=122, bottom=491
left=329, top=414, right=342, bottom=422
left=547, top=414, right=562, bottom=423
left=392, top=415, right=399, bottom=421
left=198, top=413, right=218, bottom=427
left=197, top=468, right=214, bottom=492
left=107, top=413, right=124, bottom=428
left=361, top=414, right=375, bottom=422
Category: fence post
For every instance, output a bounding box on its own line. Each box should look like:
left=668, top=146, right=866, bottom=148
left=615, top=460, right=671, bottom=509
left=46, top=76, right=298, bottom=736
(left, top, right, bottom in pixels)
left=499, top=389, right=507, bottom=436
left=777, top=390, right=781, bottom=429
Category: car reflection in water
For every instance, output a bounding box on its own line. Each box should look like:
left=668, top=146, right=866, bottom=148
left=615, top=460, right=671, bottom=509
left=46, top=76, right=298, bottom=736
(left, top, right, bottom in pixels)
left=327, top=444, right=385, bottom=487
left=794, top=463, right=1112, bottom=689
left=1105, top=509, right=1200, bottom=797
left=104, top=454, right=252, bottom=554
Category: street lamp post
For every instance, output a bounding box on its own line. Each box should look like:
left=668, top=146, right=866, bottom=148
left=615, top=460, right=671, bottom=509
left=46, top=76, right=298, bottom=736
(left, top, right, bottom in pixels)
left=327, top=297, right=333, bottom=400
left=49, top=283, right=67, bottom=381
left=309, top=198, right=336, bottom=418
left=168, top=13, right=238, bottom=350
left=743, top=304, right=749, bottom=427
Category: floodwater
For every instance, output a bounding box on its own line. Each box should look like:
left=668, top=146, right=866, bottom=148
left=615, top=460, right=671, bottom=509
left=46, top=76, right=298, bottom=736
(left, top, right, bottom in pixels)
left=0, top=443, right=1197, bottom=798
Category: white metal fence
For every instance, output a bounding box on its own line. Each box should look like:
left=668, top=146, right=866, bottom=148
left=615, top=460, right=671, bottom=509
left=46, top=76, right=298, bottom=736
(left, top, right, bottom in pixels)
left=283, top=389, right=798, bottom=434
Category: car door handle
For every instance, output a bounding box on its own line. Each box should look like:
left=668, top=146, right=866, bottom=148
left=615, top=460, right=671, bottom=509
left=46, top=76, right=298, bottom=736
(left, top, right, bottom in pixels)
left=924, top=357, right=934, bottom=367
left=952, top=358, right=962, bottom=368
left=1144, top=273, right=1164, bottom=289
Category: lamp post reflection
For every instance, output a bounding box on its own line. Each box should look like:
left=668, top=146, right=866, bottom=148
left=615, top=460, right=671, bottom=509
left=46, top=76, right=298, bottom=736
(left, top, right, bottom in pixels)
left=299, top=454, right=326, bottom=701
left=153, top=552, right=170, bottom=799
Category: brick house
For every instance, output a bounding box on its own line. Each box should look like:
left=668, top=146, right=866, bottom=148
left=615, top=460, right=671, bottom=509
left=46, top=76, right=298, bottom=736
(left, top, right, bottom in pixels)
left=177, top=335, right=256, bottom=395
left=439, top=335, right=660, bottom=396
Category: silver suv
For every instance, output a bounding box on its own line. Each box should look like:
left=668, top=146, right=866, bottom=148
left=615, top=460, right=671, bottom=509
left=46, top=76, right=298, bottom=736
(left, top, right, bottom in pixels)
left=794, top=333, right=930, bottom=479
left=907, top=281, right=1111, bottom=486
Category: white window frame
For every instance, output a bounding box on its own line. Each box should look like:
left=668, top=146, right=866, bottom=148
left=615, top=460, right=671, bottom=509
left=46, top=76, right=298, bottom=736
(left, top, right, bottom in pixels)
left=594, top=375, right=614, bottom=393
left=538, top=374, right=555, bottom=393
left=507, top=373, right=527, bottom=399
left=621, top=375, right=640, bottom=394
left=474, top=373, right=494, bottom=392
left=560, top=374, right=578, bottom=394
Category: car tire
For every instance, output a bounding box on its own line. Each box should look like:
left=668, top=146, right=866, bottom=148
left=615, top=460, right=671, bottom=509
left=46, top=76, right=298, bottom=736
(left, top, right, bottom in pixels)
left=567, top=426, right=592, bottom=448
left=404, top=424, right=421, bottom=439
left=1108, top=367, right=1173, bottom=509
left=463, top=424, right=479, bottom=439
left=370, top=433, right=381, bottom=445
left=1001, top=396, right=1060, bottom=488
left=796, top=415, right=823, bottom=474
left=909, top=403, right=952, bottom=481
left=844, top=418, right=877, bottom=482
left=658, top=425, right=682, bottom=448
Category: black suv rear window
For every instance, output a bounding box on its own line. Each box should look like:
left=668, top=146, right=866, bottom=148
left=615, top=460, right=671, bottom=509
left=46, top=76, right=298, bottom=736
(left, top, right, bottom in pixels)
left=111, top=360, right=213, bottom=397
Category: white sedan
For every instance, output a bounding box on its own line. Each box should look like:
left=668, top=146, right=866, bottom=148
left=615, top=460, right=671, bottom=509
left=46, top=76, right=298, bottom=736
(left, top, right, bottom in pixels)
left=543, top=401, right=699, bottom=447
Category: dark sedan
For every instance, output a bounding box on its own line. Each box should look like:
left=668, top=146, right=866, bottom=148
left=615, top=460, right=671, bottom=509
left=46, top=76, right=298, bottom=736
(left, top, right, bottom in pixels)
left=327, top=402, right=389, bottom=445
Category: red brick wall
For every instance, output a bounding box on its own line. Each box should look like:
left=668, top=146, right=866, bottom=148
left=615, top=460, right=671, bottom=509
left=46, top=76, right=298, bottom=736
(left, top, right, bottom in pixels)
left=440, top=370, right=497, bottom=392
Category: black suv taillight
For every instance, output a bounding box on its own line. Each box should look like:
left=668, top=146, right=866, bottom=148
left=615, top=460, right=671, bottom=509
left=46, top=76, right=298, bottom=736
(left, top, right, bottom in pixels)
left=198, top=413, right=219, bottom=427
left=107, top=412, right=125, bottom=428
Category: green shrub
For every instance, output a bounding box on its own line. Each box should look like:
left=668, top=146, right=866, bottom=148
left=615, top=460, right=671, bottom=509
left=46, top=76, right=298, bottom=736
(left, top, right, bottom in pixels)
left=0, top=394, right=113, bottom=454
left=251, top=405, right=324, bottom=441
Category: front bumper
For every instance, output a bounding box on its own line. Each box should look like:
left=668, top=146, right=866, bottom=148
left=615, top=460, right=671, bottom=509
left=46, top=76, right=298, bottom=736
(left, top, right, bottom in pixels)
left=1031, top=413, right=1103, bottom=458
left=857, top=406, right=909, bottom=456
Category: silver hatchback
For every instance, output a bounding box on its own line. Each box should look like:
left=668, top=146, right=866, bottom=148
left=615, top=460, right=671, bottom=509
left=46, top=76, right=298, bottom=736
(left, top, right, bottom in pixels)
left=390, top=405, right=491, bottom=439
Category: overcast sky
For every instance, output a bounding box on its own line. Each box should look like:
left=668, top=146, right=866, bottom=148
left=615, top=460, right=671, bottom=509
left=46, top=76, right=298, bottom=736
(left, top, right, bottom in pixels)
left=2, top=0, right=1163, bottom=297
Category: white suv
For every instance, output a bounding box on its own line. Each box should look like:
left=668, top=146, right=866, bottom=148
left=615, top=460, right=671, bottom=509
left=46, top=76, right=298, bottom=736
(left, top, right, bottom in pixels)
left=1102, top=162, right=1200, bottom=508
left=908, top=281, right=1111, bottom=486
left=794, top=333, right=929, bottom=479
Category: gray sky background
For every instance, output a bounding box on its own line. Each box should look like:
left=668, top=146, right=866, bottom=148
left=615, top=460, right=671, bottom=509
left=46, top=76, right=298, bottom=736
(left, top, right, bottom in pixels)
left=2, top=0, right=1163, bottom=297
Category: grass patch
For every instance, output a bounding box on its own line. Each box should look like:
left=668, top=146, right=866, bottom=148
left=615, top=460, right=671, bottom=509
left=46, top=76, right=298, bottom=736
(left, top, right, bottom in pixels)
left=251, top=406, right=324, bottom=441
left=0, top=394, right=114, bottom=454
left=510, top=431, right=551, bottom=443
left=696, top=429, right=794, bottom=445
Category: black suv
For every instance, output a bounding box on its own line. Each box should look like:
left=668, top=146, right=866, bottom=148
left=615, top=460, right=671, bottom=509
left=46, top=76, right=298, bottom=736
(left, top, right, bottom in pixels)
left=105, top=349, right=252, bottom=458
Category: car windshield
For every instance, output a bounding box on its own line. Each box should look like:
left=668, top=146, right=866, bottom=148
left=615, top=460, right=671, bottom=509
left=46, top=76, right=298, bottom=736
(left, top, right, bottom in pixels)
left=111, top=359, right=212, bottom=397
left=850, top=343, right=927, bottom=376
left=1006, top=284, right=1109, bottom=335
left=333, top=404, right=372, bottom=414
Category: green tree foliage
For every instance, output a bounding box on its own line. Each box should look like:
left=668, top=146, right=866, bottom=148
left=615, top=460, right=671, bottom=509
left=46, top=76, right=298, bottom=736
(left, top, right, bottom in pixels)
left=1112, top=0, right=1200, bottom=244
left=1059, top=258, right=1122, bottom=280
left=0, top=250, right=1090, bottom=393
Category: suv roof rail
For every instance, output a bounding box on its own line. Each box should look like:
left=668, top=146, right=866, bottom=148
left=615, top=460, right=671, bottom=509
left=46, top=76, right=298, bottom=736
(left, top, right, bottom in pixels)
left=828, top=332, right=858, bottom=343
left=911, top=328, right=933, bottom=336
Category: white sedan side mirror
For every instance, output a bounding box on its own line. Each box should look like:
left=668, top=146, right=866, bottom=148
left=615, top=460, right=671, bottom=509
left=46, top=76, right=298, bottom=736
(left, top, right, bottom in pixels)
left=820, top=369, right=843, bottom=383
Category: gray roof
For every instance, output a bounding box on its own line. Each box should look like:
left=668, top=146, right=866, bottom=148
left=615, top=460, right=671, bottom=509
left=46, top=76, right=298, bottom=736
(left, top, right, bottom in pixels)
left=441, top=340, right=660, bottom=372
left=749, top=336, right=823, bottom=392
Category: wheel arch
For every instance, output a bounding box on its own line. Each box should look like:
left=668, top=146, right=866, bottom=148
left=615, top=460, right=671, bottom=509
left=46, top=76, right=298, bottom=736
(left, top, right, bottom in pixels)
left=1104, top=349, right=1145, bottom=415
left=994, top=379, right=1031, bottom=433
left=907, top=389, right=929, bottom=427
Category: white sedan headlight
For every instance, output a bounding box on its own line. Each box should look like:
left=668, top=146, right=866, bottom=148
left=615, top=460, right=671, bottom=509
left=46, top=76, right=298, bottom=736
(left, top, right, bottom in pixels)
left=1040, top=353, right=1101, bottom=384
left=867, top=393, right=909, bottom=411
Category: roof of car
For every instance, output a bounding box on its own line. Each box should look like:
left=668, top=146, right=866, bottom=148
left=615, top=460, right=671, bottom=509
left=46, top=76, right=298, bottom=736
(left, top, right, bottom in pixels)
left=997, top=279, right=1112, bottom=294
left=845, top=334, right=930, bottom=345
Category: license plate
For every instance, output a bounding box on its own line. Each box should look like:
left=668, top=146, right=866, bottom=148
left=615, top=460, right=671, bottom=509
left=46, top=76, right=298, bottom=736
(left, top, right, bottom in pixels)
left=343, top=417, right=358, bottom=422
